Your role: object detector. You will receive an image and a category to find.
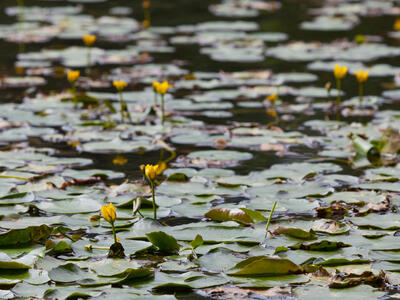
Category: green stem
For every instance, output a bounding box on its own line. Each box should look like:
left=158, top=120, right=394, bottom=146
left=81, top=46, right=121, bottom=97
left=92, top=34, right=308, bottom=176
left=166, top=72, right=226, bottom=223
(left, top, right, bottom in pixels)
left=145, top=9, right=151, bottom=26
left=150, top=180, right=156, bottom=219
left=336, top=78, right=341, bottom=108
left=17, top=0, right=24, bottom=26
left=359, top=83, right=364, bottom=106
left=154, top=92, right=158, bottom=105
left=86, top=46, right=91, bottom=75
left=72, top=83, right=77, bottom=109
left=265, top=200, right=278, bottom=238
left=111, top=222, right=117, bottom=244
left=161, top=94, right=165, bottom=125
left=119, top=91, right=124, bottom=122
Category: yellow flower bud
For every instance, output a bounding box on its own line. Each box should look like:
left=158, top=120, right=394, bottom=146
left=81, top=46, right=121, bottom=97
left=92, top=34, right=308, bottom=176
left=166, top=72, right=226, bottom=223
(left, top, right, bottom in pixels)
left=355, top=69, right=369, bottom=83
left=152, top=81, right=160, bottom=92
left=101, top=203, right=116, bottom=223
left=145, top=164, right=157, bottom=181
left=67, top=70, right=80, bottom=83
left=113, top=80, right=128, bottom=92
left=267, top=94, right=277, bottom=103
left=156, top=81, right=171, bottom=95
left=142, top=20, right=150, bottom=28
left=142, top=0, right=151, bottom=9
left=83, top=34, right=96, bottom=47
left=333, top=64, right=348, bottom=79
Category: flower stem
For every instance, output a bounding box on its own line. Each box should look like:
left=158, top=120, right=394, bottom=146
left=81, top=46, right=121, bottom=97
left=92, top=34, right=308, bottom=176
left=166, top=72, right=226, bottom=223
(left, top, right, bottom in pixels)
left=359, top=83, right=364, bottom=106
left=72, top=83, right=77, bottom=109
left=119, top=91, right=124, bottom=122
left=161, top=94, right=165, bottom=125
left=86, top=46, right=91, bottom=75
left=336, top=78, right=341, bottom=108
left=150, top=180, right=156, bottom=219
left=111, top=222, right=117, bottom=244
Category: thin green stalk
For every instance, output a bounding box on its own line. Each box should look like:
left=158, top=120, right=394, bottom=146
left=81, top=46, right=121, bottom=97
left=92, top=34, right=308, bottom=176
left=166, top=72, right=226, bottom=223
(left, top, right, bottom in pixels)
left=154, top=92, right=158, bottom=105
left=145, top=10, right=151, bottom=26
left=86, top=46, right=91, bottom=75
left=111, top=222, right=117, bottom=244
left=359, top=83, right=364, bottom=106
left=336, top=78, right=341, bottom=108
left=72, top=83, right=77, bottom=109
left=161, top=94, right=165, bottom=125
left=150, top=180, right=156, bottom=219
left=17, top=0, right=24, bottom=27
left=265, top=200, right=277, bottom=238
left=119, top=91, right=124, bottom=122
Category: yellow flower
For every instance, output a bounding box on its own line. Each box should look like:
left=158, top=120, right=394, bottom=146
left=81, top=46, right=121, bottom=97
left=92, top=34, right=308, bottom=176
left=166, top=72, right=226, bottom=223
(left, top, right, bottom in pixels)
left=267, top=109, right=277, bottom=118
left=355, top=69, right=369, bottom=83
left=142, top=0, right=151, bottom=9
left=67, top=70, right=80, bottom=83
left=101, top=203, right=116, bottom=223
left=144, top=164, right=157, bottom=181
left=113, top=80, right=128, bottom=92
left=155, top=161, right=167, bottom=175
left=267, top=94, right=277, bottom=102
left=142, top=20, right=150, bottom=28
left=152, top=81, right=160, bottom=92
left=156, top=81, right=172, bottom=95
left=333, top=64, right=348, bottom=79
left=113, top=155, right=127, bottom=165
left=394, top=18, right=400, bottom=31
left=83, top=34, right=96, bottom=47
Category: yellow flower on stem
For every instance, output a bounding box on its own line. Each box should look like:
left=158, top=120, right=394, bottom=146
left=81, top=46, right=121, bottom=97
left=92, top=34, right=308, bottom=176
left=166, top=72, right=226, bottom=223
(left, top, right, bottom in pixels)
left=101, top=203, right=118, bottom=243
left=67, top=70, right=80, bottom=109
left=334, top=64, right=347, bottom=79
left=83, top=34, right=96, bottom=47
left=144, top=164, right=158, bottom=219
left=355, top=69, right=369, bottom=105
left=355, top=69, right=369, bottom=83
left=113, top=80, right=127, bottom=92
left=67, top=70, right=80, bottom=83
left=267, top=94, right=277, bottom=103
left=156, top=81, right=171, bottom=95
left=113, top=80, right=131, bottom=123
left=333, top=64, right=347, bottom=108
left=155, top=81, right=172, bottom=125
left=145, top=164, right=157, bottom=181
left=83, top=34, right=96, bottom=74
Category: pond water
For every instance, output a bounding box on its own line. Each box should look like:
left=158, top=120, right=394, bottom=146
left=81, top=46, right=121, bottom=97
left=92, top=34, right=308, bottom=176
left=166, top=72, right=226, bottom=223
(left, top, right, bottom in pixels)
left=1, top=0, right=400, bottom=299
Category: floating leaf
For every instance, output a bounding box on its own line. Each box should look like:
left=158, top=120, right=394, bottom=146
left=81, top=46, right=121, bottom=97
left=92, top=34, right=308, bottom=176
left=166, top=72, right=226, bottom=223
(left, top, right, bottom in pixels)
left=146, top=231, right=180, bottom=253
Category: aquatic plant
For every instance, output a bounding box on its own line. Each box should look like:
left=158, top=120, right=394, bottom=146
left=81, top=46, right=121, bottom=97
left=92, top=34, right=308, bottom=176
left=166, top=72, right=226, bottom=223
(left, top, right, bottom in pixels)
left=355, top=69, right=369, bottom=105
left=154, top=80, right=172, bottom=125
left=333, top=64, right=347, bottom=107
left=82, top=34, right=96, bottom=73
left=67, top=70, right=80, bottom=108
left=113, top=80, right=131, bottom=122
left=143, top=163, right=166, bottom=219
left=101, top=203, right=117, bottom=243
left=142, top=0, right=151, bottom=28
